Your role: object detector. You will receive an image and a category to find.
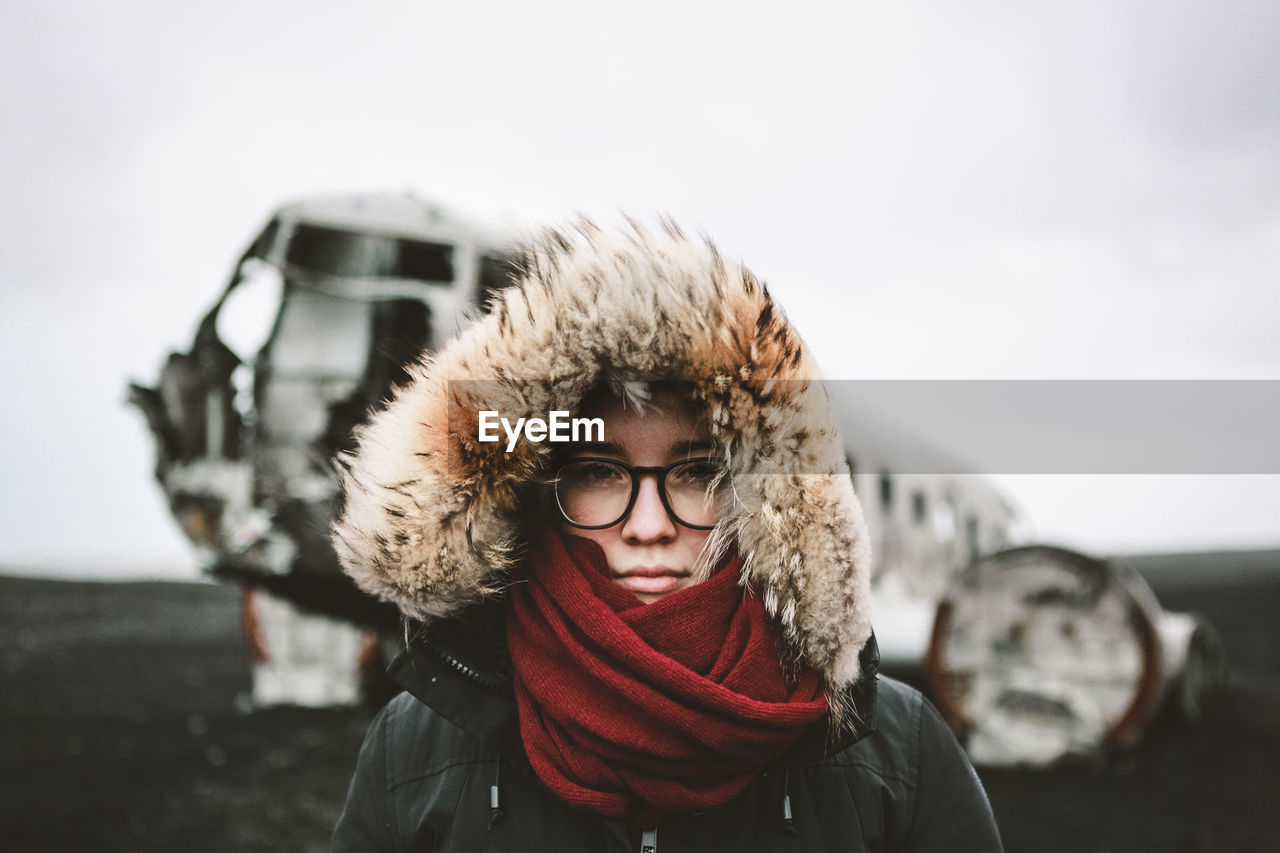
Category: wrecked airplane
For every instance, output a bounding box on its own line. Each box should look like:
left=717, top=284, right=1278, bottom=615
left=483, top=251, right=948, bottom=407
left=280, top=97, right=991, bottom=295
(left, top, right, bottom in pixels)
left=129, top=192, right=1222, bottom=765
left=129, top=193, right=517, bottom=707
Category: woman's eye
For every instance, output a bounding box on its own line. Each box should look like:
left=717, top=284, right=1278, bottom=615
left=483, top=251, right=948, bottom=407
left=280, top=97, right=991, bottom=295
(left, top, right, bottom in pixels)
left=563, top=461, right=626, bottom=485
left=675, top=460, right=722, bottom=484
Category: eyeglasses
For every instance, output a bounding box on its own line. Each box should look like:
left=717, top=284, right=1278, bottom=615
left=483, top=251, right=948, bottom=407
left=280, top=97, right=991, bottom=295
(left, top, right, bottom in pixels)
left=551, top=457, right=724, bottom=530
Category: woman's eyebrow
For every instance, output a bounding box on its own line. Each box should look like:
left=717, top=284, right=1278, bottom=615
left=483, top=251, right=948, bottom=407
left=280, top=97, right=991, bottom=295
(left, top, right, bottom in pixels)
left=571, top=441, right=624, bottom=456
left=669, top=440, right=713, bottom=456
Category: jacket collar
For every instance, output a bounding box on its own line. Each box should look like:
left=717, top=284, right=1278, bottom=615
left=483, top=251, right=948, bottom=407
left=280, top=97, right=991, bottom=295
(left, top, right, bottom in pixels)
left=778, top=633, right=880, bottom=765
left=388, top=605, right=521, bottom=748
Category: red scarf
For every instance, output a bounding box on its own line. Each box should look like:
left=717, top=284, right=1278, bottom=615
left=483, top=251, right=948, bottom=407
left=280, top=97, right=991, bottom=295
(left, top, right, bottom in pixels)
left=505, top=529, right=828, bottom=822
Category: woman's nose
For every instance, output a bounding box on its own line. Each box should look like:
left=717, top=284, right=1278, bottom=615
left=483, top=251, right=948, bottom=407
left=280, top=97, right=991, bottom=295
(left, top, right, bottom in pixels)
left=621, top=474, right=677, bottom=542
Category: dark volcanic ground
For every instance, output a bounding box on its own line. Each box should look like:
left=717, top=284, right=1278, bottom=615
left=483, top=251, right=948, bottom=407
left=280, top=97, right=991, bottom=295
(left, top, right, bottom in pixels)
left=1, top=550, right=1277, bottom=852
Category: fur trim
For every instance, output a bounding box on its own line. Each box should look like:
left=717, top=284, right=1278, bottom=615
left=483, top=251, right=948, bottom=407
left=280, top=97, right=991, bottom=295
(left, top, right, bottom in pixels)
left=333, top=221, right=873, bottom=689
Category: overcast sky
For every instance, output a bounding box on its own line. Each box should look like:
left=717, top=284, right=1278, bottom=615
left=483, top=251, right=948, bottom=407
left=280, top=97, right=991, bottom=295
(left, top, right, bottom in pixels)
left=2, top=1, right=1278, bottom=578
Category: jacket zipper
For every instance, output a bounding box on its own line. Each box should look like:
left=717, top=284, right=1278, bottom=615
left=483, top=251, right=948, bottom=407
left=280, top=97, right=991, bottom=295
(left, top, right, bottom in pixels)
left=640, top=827, right=658, bottom=853
left=424, top=635, right=513, bottom=694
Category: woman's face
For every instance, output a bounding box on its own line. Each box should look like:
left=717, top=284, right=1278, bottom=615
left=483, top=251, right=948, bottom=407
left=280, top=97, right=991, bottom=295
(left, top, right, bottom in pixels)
left=558, top=391, right=717, bottom=604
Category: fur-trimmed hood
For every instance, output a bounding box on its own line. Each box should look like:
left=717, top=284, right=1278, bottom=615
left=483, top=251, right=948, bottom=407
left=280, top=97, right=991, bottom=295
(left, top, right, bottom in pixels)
left=333, top=221, right=873, bottom=690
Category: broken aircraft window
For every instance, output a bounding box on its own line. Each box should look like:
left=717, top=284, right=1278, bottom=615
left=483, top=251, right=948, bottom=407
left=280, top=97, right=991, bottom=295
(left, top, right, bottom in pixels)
left=285, top=224, right=455, bottom=282
left=912, top=490, right=928, bottom=525
left=477, top=253, right=519, bottom=309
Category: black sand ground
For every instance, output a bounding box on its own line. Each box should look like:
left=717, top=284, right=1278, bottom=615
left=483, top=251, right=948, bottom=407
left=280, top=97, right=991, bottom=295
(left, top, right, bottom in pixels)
left=1, top=550, right=1277, bottom=852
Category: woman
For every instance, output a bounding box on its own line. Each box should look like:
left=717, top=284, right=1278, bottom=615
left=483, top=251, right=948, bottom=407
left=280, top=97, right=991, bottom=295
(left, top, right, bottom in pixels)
left=330, top=222, right=1003, bottom=851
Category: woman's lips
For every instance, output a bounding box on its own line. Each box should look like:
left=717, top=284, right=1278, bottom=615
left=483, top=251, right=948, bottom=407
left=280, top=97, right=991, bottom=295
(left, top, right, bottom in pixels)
left=611, top=567, right=689, bottom=596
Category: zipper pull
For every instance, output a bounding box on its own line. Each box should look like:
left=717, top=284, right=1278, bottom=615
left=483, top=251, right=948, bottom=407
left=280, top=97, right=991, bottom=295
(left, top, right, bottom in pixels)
left=640, top=826, right=658, bottom=852
left=782, top=769, right=796, bottom=836
left=488, top=755, right=504, bottom=829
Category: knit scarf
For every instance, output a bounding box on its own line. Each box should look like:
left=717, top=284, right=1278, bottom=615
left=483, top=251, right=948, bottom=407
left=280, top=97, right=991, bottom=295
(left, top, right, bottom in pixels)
left=505, top=529, right=828, bottom=822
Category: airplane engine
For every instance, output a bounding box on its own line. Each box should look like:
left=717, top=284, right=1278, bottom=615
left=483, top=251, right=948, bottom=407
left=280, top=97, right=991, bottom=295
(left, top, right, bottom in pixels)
left=924, top=545, right=1224, bottom=766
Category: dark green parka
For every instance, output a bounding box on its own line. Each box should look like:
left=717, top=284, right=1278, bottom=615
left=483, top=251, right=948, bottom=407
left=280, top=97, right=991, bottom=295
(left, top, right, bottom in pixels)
left=331, top=624, right=1001, bottom=852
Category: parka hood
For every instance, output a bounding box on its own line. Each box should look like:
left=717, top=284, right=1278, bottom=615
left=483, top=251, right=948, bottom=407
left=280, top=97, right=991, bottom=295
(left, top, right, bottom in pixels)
left=333, top=221, right=873, bottom=691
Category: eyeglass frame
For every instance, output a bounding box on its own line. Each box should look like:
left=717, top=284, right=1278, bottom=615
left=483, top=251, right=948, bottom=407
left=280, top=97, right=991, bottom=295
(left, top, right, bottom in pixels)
left=550, top=456, right=723, bottom=530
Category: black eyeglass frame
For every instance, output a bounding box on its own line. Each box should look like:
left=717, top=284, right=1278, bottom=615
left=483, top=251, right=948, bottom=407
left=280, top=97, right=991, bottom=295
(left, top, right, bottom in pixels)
left=550, top=456, right=722, bottom=530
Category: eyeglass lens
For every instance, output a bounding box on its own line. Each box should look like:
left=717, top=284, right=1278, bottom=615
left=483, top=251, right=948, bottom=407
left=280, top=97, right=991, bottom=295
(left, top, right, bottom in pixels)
left=555, top=459, right=721, bottom=528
